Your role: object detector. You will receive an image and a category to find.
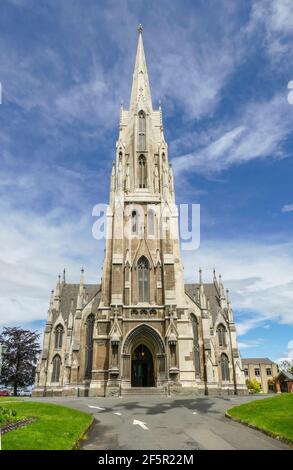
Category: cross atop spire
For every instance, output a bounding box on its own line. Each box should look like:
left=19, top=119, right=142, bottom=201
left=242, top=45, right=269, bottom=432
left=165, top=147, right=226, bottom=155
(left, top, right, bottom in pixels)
left=137, top=23, right=143, bottom=34
left=129, top=25, right=152, bottom=113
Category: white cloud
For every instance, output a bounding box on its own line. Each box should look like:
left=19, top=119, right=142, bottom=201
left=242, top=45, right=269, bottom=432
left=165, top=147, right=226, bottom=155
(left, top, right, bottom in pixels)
left=246, top=0, right=293, bottom=58
left=282, top=204, right=293, bottom=213
left=182, top=239, right=293, bottom=334
left=277, top=339, right=293, bottom=362
left=0, top=159, right=105, bottom=329
left=238, top=339, right=264, bottom=349
left=172, top=94, right=291, bottom=176
left=0, top=203, right=103, bottom=328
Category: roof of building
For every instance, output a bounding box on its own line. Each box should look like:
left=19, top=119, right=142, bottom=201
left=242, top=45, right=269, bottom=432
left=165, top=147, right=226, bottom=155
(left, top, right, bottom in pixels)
left=278, top=370, right=293, bottom=380
left=241, top=358, right=276, bottom=366
left=52, top=283, right=101, bottom=322
left=51, top=281, right=226, bottom=325
left=185, top=283, right=224, bottom=323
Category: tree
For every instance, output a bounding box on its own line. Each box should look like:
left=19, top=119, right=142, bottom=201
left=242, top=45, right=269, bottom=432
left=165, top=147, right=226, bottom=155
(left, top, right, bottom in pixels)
left=0, top=327, right=40, bottom=396
left=246, top=378, right=262, bottom=394
left=279, top=360, right=293, bottom=374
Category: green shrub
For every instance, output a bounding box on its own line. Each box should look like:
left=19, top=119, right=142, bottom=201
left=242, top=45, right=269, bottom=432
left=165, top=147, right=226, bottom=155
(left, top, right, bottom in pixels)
left=0, top=406, right=17, bottom=426
left=246, top=378, right=262, bottom=394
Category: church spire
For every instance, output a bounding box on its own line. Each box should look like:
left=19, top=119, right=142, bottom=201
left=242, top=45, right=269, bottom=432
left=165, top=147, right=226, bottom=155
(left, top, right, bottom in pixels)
left=129, top=24, right=153, bottom=113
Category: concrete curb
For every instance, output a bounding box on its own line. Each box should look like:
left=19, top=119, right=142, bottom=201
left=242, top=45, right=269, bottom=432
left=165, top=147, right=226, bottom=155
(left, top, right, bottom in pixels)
left=73, top=416, right=95, bottom=450
left=225, top=411, right=293, bottom=448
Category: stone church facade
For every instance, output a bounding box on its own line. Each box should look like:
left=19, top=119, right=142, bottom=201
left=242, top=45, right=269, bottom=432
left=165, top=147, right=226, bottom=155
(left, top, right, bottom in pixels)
left=33, top=27, right=246, bottom=397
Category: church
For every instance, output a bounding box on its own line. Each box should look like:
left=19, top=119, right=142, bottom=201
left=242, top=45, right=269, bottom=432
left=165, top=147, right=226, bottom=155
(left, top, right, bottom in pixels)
left=33, top=26, right=246, bottom=397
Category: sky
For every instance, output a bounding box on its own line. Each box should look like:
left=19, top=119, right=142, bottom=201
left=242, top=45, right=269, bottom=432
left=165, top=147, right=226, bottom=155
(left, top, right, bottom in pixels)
left=0, top=0, right=293, bottom=362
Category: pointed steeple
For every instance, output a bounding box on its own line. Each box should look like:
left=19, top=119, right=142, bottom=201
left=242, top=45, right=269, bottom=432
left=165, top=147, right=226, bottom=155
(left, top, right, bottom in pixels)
left=47, top=289, right=54, bottom=323
left=49, top=289, right=54, bottom=309
left=219, top=274, right=225, bottom=298
left=198, top=268, right=207, bottom=310
left=129, top=24, right=153, bottom=113
left=218, top=274, right=227, bottom=308
left=76, top=267, right=84, bottom=310
left=54, top=274, right=61, bottom=300
left=226, top=288, right=234, bottom=322
left=52, top=274, right=62, bottom=310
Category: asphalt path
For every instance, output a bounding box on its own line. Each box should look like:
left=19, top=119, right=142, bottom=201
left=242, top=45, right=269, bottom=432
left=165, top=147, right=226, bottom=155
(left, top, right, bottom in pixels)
left=28, top=394, right=290, bottom=450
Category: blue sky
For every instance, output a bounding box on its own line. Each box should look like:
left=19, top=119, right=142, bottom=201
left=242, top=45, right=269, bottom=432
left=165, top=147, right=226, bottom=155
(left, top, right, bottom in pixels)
left=0, top=0, right=293, bottom=362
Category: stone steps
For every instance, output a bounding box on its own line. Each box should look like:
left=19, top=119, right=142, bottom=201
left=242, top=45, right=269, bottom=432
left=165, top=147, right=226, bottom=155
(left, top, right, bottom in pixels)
left=122, top=387, right=166, bottom=396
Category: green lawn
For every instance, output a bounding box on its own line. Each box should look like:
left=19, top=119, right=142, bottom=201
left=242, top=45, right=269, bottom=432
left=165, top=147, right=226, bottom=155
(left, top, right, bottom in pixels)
left=1, top=401, right=93, bottom=450
left=227, top=394, right=293, bottom=444
left=0, top=397, right=23, bottom=401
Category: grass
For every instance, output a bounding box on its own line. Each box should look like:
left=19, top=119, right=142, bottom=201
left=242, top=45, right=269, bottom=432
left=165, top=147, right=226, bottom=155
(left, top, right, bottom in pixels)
left=1, top=401, right=93, bottom=450
left=227, top=394, right=293, bottom=444
left=0, top=396, right=23, bottom=401
left=0, top=406, right=18, bottom=426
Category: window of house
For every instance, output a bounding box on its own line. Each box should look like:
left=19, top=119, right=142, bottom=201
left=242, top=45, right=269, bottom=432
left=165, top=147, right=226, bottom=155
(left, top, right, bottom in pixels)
left=138, top=155, right=147, bottom=188
left=137, top=256, right=149, bottom=302
left=84, top=314, right=95, bottom=379
left=220, top=353, right=230, bottom=381
left=131, top=211, right=138, bottom=234
left=266, top=368, right=272, bottom=376
left=255, top=368, right=260, bottom=376
left=217, top=324, right=227, bottom=347
left=244, top=368, right=249, bottom=376
left=138, top=111, right=146, bottom=151
left=147, top=209, right=154, bottom=236
left=54, top=325, right=63, bottom=349
left=51, top=355, right=61, bottom=383
left=191, top=315, right=200, bottom=377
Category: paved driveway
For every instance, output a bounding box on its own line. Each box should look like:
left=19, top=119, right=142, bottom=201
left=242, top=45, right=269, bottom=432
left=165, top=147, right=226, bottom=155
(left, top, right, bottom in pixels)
left=30, top=395, right=289, bottom=450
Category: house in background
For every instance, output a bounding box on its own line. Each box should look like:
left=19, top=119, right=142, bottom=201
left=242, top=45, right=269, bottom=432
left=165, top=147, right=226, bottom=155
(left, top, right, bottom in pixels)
left=242, top=358, right=279, bottom=393
left=275, top=370, right=293, bottom=393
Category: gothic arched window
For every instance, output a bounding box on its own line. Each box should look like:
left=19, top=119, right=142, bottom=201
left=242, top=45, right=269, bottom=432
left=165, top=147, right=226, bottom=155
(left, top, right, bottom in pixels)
left=217, top=324, right=227, bottom=347
left=147, top=209, right=154, bottom=236
left=52, top=355, right=61, bottom=383
left=55, top=325, right=63, bottom=349
left=132, top=210, right=138, bottom=234
left=138, top=155, right=147, bottom=188
left=137, top=256, right=149, bottom=302
left=84, top=314, right=95, bottom=379
left=191, top=315, right=200, bottom=377
left=138, top=111, right=146, bottom=151
left=220, top=353, right=230, bottom=381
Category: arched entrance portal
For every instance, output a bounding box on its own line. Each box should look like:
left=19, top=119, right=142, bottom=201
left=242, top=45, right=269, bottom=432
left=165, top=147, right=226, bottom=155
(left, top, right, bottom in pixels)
left=131, top=344, right=154, bottom=387
left=121, top=324, right=166, bottom=389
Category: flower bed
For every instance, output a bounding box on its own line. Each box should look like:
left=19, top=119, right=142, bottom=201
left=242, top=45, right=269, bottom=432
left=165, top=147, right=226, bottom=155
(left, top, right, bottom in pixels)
left=0, top=406, right=18, bottom=427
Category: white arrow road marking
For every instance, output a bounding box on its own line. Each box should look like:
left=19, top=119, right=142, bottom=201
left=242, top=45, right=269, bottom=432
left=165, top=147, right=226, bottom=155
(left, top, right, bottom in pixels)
left=192, top=411, right=198, bottom=415
left=87, top=405, right=106, bottom=411
left=133, top=419, right=149, bottom=430
left=114, top=412, right=122, bottom=416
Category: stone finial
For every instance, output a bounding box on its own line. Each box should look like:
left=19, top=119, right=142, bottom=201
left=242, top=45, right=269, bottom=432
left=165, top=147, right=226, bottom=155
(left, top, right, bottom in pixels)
left=199, top=267, right=202, bottom=285
left=207, top=298, right=211, bottom=311
left=78, top=267, right=85, bottom=296
left=49, top=289, right=54, bottom=306
left=196, top=287, right=200, bottom=302
left=137, top=24, right=143, bottom=34
left=62, top=268, right=66, bottom=284
left=54, top=274, right=61, bottom=299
